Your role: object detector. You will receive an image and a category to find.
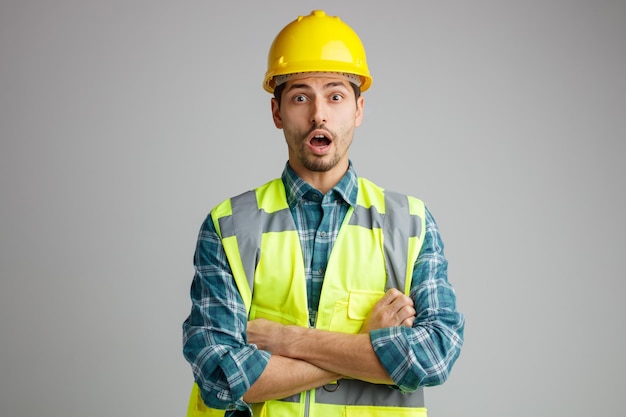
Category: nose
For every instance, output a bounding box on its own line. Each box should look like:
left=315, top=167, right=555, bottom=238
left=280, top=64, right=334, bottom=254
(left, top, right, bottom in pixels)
left=310, top=98, right=327, bottom=125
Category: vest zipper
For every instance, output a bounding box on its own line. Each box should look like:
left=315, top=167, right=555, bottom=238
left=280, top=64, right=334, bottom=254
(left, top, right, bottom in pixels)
left=303, top=389, right=311, bottom=417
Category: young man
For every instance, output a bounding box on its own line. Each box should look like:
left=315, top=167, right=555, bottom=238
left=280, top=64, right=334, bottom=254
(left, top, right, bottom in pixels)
left=183, top=10, right=464, bottom=417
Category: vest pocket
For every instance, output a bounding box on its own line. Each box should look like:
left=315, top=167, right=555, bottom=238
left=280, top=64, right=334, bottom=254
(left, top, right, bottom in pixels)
left=328, top=290, right=385, bottom=333
left=249, top=305, right=303, bottom=326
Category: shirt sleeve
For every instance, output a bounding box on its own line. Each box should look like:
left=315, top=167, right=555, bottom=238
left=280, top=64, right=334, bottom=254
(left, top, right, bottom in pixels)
left=182, top=214, right=271, bottom=412
left=369, top=206, right=465, bottom=392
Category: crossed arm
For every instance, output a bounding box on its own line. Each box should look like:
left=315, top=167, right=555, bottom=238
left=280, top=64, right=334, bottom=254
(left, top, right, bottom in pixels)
left=243, top=288, right=415, bottom=403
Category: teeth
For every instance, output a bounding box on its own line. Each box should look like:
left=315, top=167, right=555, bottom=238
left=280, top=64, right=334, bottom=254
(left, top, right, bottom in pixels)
left=314, top=134, right=325, bottom=139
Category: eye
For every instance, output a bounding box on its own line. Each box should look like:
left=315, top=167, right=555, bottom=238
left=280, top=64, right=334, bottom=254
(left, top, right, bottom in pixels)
left=292, top=94, right=309, bottom=103
left=330, top=93, right=344, bottom=102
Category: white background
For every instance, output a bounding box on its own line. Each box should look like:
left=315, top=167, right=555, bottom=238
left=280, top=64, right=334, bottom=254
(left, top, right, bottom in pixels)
left=1, top=1, right=624, bottom=416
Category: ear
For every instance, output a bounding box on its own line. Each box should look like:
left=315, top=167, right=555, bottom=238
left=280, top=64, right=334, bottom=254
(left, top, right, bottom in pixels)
left=271, top=98, right=283, bottom=129
left=354, top=95, right=365, bottom=127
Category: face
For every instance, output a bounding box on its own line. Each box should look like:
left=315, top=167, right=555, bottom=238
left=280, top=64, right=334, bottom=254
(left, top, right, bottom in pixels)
left=271, top=74, right=364, bottom=182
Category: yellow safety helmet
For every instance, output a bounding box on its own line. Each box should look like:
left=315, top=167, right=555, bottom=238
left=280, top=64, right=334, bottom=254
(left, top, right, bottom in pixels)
left=263, top=10, right=372, bottom=93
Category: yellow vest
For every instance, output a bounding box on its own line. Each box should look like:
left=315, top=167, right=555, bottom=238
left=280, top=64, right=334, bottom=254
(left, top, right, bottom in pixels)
left=188, top=177, right=427, bottom=417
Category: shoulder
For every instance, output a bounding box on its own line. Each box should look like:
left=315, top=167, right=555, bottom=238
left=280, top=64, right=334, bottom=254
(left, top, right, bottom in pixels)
left=358, top=177, right=426, bottom=211
left=211, top=178, right=282, bottom=213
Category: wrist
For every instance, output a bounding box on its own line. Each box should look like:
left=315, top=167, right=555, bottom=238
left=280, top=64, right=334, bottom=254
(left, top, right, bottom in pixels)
left=281, top=325, right=308, bottom=358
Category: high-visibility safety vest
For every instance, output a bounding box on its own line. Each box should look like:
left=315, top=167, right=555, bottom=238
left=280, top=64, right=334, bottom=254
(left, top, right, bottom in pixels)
left=187, top=177, right=428, bottom=417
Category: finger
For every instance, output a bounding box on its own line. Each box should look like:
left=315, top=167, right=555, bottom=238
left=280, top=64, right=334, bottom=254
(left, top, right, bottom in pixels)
left=375, top=288, right=403, bottom=306
left=386, top=293, right=414, bottom=315
left=401, top=316, right=415, bottom=327
left=395, top=304, right=416, bottom=324
left=374, top=290, right=405, bottom=314
left=384, top=287, right=403, bottom=300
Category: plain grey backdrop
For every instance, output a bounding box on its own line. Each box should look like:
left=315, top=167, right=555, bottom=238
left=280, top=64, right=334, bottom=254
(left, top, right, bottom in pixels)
left=1, top=1, right=624, bottom=416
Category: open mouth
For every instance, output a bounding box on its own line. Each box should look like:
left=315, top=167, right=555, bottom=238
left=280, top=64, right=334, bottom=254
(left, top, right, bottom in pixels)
left=310, top=134, right=331, bottom=148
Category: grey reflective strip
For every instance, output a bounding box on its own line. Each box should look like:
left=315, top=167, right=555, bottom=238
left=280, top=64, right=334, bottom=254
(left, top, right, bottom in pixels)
left=279, top=381, right=424, bottom=407
left=218, top=190, right=296, bottom=294
left=315, top=380, right=424, bottom=407
left=348, top=205, right=384, bottom=229
left=347, top=191, right=422, bottom=293
left=279, top=393, right=301, bottom=403
left=219, top=191, right=261, bottom=293
left=383, top=191, right=411, bottom=292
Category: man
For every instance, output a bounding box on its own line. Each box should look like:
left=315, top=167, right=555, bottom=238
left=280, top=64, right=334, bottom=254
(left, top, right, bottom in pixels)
left=183, top=10, right=464, bottom=417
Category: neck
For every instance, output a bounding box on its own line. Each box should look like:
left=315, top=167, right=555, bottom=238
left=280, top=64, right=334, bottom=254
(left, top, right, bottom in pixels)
left=289, top=161, right=349, bottom=194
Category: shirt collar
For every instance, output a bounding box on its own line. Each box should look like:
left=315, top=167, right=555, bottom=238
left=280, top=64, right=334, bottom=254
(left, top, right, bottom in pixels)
left=281, top=161, right=358, bottom=208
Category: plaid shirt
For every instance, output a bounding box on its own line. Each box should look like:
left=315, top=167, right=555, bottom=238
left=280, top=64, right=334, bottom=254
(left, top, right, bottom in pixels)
left=183, top=162, right=464, bottom=414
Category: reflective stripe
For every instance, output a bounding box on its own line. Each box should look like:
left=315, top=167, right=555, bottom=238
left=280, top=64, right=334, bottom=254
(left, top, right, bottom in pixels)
left=383, top=191, right=422, bottom=292
left=348, top=191, right=423, bottom=292
left=280, top=380, right=424, bottom=407
left=315, top=380, right=424, bottom=407
left=279, top=393, right=301, bottom=403
left=218, top=190, right=296, bottom=297
left=348, top=205, right=384, bottom=229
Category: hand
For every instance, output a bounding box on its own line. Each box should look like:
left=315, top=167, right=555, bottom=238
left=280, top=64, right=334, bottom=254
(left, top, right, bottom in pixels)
left=359, top=288, right=416, bottom=334
left=247, top=318, right=288, bottom=353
